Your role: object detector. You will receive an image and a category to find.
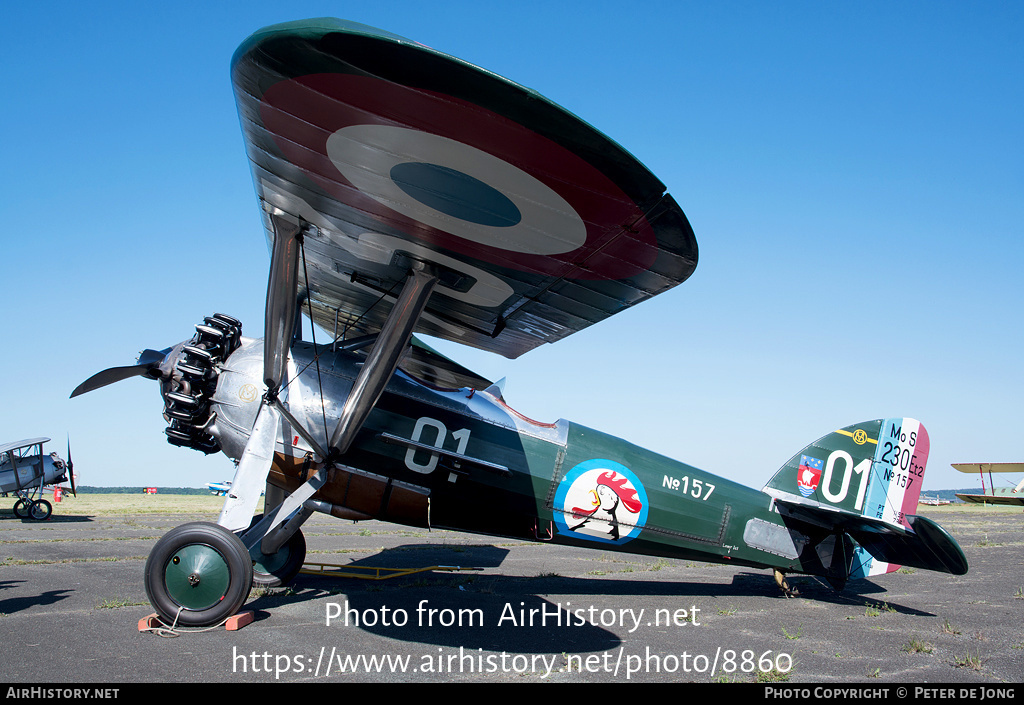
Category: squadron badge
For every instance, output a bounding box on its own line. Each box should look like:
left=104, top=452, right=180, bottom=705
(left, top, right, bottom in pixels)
left=554, top=459, right=649, bottom=545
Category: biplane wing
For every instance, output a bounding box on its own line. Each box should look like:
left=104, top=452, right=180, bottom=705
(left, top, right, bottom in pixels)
left=0, top=438, right=51, bottom=457
left=952, top=462, right=1024, bottom=505
left=231, top=18, right=698, bottom=360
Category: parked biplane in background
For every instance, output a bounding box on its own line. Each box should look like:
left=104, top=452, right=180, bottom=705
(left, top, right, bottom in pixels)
left=1, top=438, right=76, bottom=520
left=953, top=463, right=1024, bottom=506
left=72, top=18, right=968, bottom=628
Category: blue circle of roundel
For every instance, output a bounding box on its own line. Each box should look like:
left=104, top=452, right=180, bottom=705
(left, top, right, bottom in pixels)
left=553, top=459, right=649, bottom=546
left=389, top=162, right=522, bottom=227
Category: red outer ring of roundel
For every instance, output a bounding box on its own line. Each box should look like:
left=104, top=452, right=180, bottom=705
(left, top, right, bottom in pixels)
left=260, top=74, right=658, bottom=281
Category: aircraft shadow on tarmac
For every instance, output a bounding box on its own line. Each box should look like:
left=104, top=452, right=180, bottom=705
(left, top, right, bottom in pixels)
left=242, top=543, right=934, bottom=653
left=0, top=511, right=94, bottom=524
left=0, top=580, right=73, bottom=616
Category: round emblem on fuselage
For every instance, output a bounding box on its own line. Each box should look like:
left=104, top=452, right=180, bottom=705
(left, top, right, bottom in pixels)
left=553, top=459, right=648, bottom=545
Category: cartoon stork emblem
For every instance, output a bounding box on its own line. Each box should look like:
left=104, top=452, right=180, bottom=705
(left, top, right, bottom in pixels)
left=554, top=459, right=649, bottom=545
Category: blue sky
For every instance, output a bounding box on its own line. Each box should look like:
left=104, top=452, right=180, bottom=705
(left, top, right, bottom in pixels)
left=2, top=1, right=1021, bottom=492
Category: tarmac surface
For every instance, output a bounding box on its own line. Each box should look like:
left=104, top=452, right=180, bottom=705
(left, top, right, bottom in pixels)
left=1, top=500, right=1021, bottom=685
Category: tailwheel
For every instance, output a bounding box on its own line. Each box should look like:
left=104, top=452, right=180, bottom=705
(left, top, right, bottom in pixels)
left=144, top=522, right=253, bottom=627
left=773, top=568, right=801, bottom=598
left=247, top=515, right=307, bottom=588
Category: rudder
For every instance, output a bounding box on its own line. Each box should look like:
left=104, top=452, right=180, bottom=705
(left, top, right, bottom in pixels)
left=763, top=418, right=942, bottom=581
left=764, top=418, right=928, bottom=529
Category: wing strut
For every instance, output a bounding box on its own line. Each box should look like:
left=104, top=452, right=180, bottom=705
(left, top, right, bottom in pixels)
left=218, top=213, right=304, bottom=531
left=219, top=212, right=438, bottom=555
left=242, top=265, right=437, bottom=557
left=327, top=267, right=437, bottom=457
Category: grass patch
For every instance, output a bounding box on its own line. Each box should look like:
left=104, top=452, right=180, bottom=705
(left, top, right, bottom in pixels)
left=864, top=601, right=894, bottom=617
left=756, top=667, right=791, bottom=683
left=902, top=638, right=934, bottom=654
left=953, top=650, right=983, bottom=671
left=1, top=555, right=147, bottom=566
left=96, top=597, right=147, bottom=609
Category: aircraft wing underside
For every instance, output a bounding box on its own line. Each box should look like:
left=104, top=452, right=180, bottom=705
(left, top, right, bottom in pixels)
left=231, top=19, right=698, bottom=359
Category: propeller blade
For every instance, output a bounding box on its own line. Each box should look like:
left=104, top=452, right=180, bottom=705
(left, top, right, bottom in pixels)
left=70, top=348, right=170, bottom=398
left=66, top=436, right=77, bottom=498
left=217, top=403, right=281, bottom=532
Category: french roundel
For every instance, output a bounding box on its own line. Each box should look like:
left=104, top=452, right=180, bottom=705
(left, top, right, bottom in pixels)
left=259, top=73, right=660, bottom=281
left=326, top=125, right=587, bottom=256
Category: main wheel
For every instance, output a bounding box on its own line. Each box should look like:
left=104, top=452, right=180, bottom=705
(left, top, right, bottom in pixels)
left=29, top=499, right=52, bottom=521
left=13, top=499, right=29, bottom=518
left=144, top=522, right=253, bottom=627
left=246, top=515, right=306, bottom=588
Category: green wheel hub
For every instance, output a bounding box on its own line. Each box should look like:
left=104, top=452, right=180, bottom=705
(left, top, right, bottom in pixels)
left=164, top=544, right=232, bottom=611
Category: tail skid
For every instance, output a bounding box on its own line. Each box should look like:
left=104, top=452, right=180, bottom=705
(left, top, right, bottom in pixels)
left=763, top=418, right=967, bottom=584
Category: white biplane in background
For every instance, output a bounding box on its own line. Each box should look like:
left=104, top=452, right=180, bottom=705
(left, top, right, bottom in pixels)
left=952, top=463, right=1024, bottom=506
left=0, top=438, right=76, bottom=520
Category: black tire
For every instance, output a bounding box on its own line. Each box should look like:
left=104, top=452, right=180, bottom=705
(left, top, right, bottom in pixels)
left=29, top=500, right=52, bottom=521
left=246, top=514, right=306, bottom=588
left=144, top=522, right=253, bottom=627
left=13, top=499, right=29, bottom=518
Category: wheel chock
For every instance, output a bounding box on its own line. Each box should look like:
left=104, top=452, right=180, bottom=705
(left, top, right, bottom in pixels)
left=137, top=611, right=255, bottom=632
left=138, top=614, right=163, bottom=631
left=225, top=611, right=255, bottom=630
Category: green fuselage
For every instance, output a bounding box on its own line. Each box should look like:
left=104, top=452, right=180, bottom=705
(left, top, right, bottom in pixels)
left=255, top=343, right=800, bottom=576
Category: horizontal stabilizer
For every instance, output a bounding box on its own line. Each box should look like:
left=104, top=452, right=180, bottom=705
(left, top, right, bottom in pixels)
left=775, top=498, right=968, bottom=576
left=851, top=514, right=968, bottom=576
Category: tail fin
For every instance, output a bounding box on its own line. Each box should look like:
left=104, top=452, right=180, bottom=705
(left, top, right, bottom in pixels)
left=764, top=418, right=966, bottom=581
left=764, top=418, right=927, bottom=529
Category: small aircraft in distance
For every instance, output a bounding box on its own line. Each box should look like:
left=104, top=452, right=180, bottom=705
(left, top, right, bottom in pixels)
left=952, top=463, right=1024, bottom=506
left=206, top=481, right=232, bottom=497
left=73, top=19, right=968, bottom=627
left=1, top=438, right=76, bottom=521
